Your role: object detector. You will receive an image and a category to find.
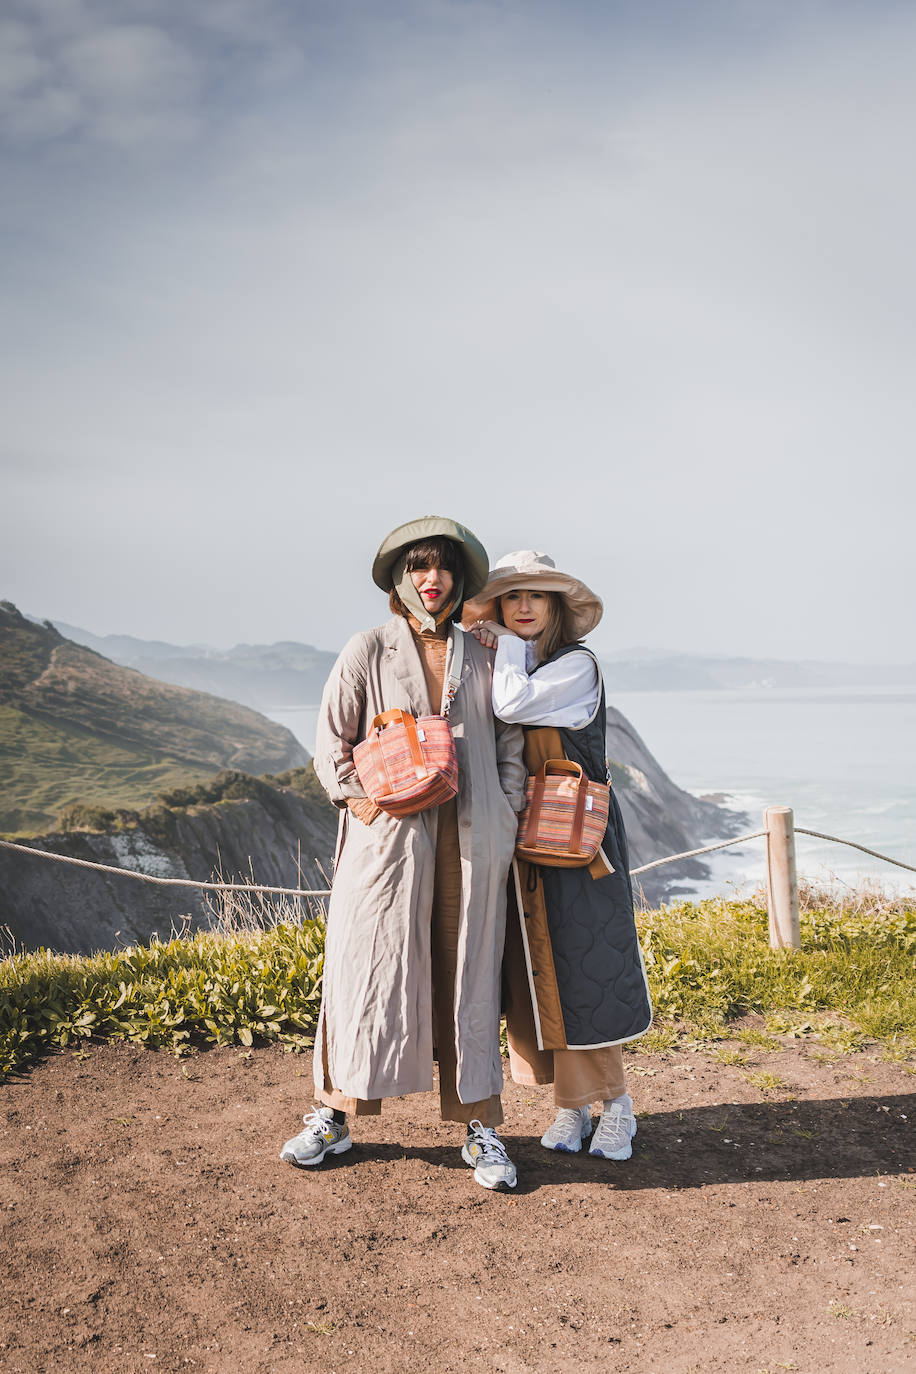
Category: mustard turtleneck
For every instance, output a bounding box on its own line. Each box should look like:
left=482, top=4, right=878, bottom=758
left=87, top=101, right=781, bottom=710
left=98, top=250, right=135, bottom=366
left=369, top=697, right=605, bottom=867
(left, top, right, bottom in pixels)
left=407, top=614, right=450, bottom=715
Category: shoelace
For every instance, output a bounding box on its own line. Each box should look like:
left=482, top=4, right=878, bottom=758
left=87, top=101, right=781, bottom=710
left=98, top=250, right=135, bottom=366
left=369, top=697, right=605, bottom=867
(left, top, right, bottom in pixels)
left=467, top=1119, right=510, bottom=1164
left=592, top=1100, right=631, bottom=1147
left=299, top=1107, right=335, bottom=1137
left=550, top=1107, right=587, bottom=1137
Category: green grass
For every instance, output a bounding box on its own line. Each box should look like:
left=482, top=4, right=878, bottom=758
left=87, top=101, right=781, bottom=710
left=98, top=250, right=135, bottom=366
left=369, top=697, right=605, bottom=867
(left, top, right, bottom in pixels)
left=743, top=1070, right=792, bottom=1095
left=0, top=604, right=306, bottom=834
left=1, top=891, right=914, bottom=1079
left=0, top=702, right=217, bottom=834
left=0, top=920, right=325, bottom=1076
left=636, top=892, right=916, bottom=1047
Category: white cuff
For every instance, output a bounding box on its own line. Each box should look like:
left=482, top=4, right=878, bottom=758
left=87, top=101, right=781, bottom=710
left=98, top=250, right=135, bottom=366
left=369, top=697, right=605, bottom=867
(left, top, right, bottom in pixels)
left=495, top=634, right=528, bottom=670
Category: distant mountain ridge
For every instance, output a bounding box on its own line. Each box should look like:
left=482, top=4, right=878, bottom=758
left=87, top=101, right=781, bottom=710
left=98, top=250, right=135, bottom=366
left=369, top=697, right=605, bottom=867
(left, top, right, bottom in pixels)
left=1, top=603, right=308, bottom=834
left=596, top=647, right=916, bottom=692
left=48, top=620, right=916, bottom=703
left=50, top=620, right=337, bottom=709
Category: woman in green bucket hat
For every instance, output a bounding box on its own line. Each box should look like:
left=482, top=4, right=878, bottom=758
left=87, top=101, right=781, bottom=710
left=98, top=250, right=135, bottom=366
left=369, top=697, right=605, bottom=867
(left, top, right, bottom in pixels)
left=281, top=517, right=526, bottom=1190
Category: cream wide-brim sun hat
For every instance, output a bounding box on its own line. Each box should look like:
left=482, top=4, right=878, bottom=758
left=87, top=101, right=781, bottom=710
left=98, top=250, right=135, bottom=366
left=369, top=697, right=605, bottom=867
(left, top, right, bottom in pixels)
left=476, top=550, right=604, bottom=639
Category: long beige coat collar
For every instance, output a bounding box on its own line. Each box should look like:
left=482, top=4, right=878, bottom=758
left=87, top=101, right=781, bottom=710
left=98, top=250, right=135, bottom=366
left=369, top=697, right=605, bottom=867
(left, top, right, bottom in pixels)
left=381, top=614, right=457, bottom=718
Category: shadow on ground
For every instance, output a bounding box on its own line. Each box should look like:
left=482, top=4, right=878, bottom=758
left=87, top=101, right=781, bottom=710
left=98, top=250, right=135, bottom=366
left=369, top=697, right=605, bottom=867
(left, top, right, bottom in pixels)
left=338, top=1094, right=913, bottom=1193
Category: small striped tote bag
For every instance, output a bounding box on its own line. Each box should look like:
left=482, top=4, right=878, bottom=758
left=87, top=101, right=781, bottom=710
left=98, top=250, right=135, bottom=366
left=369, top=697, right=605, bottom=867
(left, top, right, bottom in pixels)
left=352, top=631, right=464, bottom=818
left=515, top=758, right=610, bottom=867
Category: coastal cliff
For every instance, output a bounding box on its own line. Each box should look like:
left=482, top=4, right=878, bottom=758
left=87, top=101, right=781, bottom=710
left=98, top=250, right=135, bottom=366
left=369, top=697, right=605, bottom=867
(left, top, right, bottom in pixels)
left=1, top=769, right=338, bottom=955
left=2, top=729, right=745, bottom=957
left=2, top=604, right=747, bottom=953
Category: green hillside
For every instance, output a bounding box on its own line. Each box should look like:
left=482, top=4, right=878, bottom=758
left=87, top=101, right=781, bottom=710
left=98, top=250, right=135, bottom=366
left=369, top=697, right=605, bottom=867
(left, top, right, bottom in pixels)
left=0, top=602, right=308, bottom=835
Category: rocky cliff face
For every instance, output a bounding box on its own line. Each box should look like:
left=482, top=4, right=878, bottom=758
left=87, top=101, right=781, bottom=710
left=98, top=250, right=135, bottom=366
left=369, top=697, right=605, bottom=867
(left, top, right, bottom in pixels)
left=2, top=596, right=748, bottom=949
left=1, top=773, right=338, bottom=955
left=2, top=710, right=745, bottom=955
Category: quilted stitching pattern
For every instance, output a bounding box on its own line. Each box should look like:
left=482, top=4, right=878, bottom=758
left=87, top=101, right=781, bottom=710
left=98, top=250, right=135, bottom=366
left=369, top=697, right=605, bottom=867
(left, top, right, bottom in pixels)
left=533, top=648, right=652, bottom=1047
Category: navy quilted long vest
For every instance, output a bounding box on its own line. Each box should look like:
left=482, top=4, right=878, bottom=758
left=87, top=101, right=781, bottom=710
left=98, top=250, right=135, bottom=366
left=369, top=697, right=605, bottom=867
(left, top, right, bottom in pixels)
left=531, top=643, right=652, bottom=1048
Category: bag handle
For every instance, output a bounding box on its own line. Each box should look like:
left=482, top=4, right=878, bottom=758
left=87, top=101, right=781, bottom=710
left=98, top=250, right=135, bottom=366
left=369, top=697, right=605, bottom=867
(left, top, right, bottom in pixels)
left=368, top=709, right=427, bottom=780
left=440, top=628, right=464, bottom=718
left=370, top=708, right=414, bottom=731
left=538, top=759, right=584, bottom=781
left=525, top=758, right=589, bottom=855
left=372, top=630, right=464, bottom=724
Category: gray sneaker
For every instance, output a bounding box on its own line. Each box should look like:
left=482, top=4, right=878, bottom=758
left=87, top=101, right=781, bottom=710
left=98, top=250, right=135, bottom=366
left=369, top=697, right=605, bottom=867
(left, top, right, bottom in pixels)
left=280, top=1107, right=352, bottom=1167
left=589, top=1094, right=637, bottom=1160
left=461, top=1120, right=518, bottom=1191
left=540, top=1105, right=592, bottom=1153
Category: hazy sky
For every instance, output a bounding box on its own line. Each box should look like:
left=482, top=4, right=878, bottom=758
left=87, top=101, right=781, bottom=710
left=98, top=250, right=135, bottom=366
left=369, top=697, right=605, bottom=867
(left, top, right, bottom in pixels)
left=2, top=0, right=914, bottom=662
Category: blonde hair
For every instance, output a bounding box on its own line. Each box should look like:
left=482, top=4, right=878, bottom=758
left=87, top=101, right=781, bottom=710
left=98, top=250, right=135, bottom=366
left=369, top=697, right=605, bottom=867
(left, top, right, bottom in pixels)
left=499, top=590, right=578, bottom=662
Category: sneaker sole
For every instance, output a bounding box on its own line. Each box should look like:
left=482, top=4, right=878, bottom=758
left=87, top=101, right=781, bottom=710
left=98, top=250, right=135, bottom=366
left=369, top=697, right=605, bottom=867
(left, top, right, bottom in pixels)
left=473, top=1172, right=518, bottom=1191
left=589, top=1119, right=637, bottom=1161
left=461, top=1143, right=518, bottom=1190
left=280, top=1136, right=352, bottom=1168
left=589, top=1142, right=632, bottom=1160
left=540, top=1118, right=592, bottom=1153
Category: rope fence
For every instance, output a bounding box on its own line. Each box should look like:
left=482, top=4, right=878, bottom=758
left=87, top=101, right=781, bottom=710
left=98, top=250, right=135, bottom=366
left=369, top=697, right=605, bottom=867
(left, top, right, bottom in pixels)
left=793, top=827, right=916, bottom=875
left=628, top=829, right=767, bottom=876
left=2, top=809, right=913, bottom=951
left=0, top=838, right=327, bottom=898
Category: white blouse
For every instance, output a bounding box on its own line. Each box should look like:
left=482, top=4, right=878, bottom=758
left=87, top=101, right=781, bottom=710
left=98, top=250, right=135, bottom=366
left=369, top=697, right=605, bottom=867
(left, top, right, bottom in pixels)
left=491, top=635, right=600, bottom=729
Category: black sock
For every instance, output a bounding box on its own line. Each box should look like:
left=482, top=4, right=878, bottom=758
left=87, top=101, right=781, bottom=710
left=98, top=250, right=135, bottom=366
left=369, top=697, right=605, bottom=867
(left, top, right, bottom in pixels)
left=331, top=1109, right=346, bottom=1125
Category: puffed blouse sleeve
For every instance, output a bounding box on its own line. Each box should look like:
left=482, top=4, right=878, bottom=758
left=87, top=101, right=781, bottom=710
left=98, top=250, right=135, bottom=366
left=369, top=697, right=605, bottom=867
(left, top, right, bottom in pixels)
left=492, top=635, right=600, bottom=729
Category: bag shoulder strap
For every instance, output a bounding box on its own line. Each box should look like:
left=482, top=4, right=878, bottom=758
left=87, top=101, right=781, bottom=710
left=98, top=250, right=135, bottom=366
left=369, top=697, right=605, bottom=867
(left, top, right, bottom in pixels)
left=441, top=627, right=465, bottom=718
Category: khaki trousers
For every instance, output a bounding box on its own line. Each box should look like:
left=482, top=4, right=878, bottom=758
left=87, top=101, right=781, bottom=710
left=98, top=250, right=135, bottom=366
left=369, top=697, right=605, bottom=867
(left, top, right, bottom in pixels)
left=319, top=800, right=503, bottom=1127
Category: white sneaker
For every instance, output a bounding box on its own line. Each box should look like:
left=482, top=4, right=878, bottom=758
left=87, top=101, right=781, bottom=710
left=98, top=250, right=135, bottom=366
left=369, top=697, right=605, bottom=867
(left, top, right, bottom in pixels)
left=589, top=1094, right=637, bottom=1160
left=461, top=1120, right=518, bottom=1191
left=540, top=1106, right=592, bottom=1153
left=280, top=1107, right=352, bottom=1167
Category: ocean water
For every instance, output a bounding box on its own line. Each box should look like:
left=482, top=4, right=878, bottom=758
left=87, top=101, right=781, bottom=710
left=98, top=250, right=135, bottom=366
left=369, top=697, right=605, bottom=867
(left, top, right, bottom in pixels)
left=266, top=686, right=916, bottom=898
left=611, top=685, right=916, bottom=898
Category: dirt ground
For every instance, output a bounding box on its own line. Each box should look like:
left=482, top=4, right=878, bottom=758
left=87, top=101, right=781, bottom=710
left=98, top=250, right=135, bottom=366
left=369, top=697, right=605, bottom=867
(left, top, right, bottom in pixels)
left=1, top=1035, right=913, bottom=1374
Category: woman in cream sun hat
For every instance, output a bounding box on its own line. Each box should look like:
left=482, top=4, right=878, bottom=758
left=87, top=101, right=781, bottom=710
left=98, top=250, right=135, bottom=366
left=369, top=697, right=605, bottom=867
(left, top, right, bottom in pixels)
left=281, top=516, right=526, bottom=1191
left=469, top=549, right=652, bottom=1162
left=468, top=550, right=603, bottom=642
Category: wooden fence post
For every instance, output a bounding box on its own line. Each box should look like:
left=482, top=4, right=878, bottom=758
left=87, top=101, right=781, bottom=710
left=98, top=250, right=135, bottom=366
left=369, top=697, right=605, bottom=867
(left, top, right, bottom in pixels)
left=765, top=806, right=800, bottom=950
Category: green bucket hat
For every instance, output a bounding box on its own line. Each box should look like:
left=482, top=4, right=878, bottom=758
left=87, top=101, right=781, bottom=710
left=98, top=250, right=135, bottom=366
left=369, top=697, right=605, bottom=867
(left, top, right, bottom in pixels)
left=371, top=516, right=490, bottom=599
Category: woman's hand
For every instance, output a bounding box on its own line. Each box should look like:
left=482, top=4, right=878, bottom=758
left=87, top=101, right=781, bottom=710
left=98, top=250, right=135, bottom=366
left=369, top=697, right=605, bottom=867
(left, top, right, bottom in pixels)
left=346, top=797, right=382, bottom=826
left=468, top=619, right=512, bottom=649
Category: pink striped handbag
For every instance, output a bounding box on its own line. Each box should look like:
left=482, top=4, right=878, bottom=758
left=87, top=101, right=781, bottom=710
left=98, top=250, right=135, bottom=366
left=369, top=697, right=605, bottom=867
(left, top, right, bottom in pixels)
left=352, top=631, right=464, bottom=819
left=515, top=759, right=610, bottom=867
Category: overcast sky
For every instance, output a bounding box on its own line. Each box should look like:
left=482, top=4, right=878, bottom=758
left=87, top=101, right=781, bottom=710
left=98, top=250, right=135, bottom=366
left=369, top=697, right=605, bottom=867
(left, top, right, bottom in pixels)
left=2, top=0, right=914, bottom=663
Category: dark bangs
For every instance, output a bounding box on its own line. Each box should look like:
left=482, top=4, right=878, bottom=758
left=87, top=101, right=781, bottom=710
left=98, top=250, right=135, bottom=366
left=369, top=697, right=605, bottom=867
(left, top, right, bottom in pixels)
left=404, top=537, right=463, bottom=578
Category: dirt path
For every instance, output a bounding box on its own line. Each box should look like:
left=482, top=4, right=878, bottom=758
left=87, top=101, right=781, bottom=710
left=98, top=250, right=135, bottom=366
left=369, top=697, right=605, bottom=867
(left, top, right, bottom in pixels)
left=1, top=1037, right=913, bottom=1373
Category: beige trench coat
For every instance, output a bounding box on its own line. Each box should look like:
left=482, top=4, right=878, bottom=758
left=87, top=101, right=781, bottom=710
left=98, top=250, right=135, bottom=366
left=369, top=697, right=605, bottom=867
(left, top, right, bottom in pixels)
left=313, top=616, right=526, bottom=1105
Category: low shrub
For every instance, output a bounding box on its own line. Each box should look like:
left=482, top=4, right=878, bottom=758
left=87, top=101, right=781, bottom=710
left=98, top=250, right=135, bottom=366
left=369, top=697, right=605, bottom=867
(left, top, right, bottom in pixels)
left=0, top=920, right=325, bottom=1076
left=637, top=892, right=916, bottom=1050
left=1, top=892, right=913, bottom=1078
